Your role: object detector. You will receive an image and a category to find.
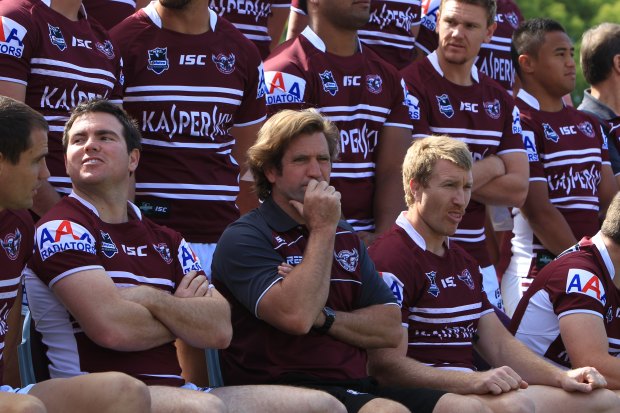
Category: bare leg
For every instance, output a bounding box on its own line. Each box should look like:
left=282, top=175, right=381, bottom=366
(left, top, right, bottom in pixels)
left=469, top=390, right=535, bottom=413
left=149, top=385, right=226, bottom=413
left=523, top=385, right=620, bottom=413
left=433, top=393, right=492, bottom=413
left=0, top=392, right=46, bottom=413
left=358, top=398, right=410, bottom=413
left=210, top=385, right=346, bottom=413
left=29, top=372, right=150, bottom=413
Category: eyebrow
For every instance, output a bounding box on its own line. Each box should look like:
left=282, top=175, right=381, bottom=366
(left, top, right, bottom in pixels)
left=71, top=129, right=121, bottom=137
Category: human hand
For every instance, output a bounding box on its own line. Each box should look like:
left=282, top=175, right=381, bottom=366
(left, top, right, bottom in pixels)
left=472, top=366, right=528, bottom=395
left=561, top=367, right=607, bottom=392
left=174, top=270, right=211, bottom=298
left=277, top=262, right=294, bottom=277
left=289, top=179, right=341, bottom=231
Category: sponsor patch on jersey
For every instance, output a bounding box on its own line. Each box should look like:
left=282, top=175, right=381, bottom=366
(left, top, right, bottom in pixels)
left=606, top=306, right=613, bottom=323
left=565, top=269, right=606, bottom=305
left=406, top=92, right=420, bottom=121
left=95, top=40, right=115, bottom=59
left=286, top=255, right=303, bottom=265
left=100, top=231, right=118, bottom=258
left=426, top=271, right=440, bottom=297
left=334, top=248, right=359, bottom=272
left=522, top=130, right=539, bottom=162
left=543, top=123, right=560, bottom=143
left=37, top=220, right=96, bottom=261
left=483, top=99, right=501, bottom=119
left=177, top=239, right=203, bottom=274
left=511, top=106, right=522, bottom=134
left=319, top=70, right=339, bottom=96
left=147, top=47, right=169, bottom=75
left=0, top=16, right=26, bottom=58
left=457, top=269, right=475, bottom=290
left=506, top=12, right=520, bottom=29
left=212, top=53, right=236, bottom=74
left=379, top=271, right=404, bottom=307
left=153, top=242, right=173, bottom=264
left=577, top=121, right=595, bottom=138
left=1, top=228, right=21, bottom=260
left=365, top=74, right=382, bottom=94
left=257, top=62, right=268, bottom=99
left=48, top=24, right=66, bottom=51
left=265, top=71, right=306, bottom=105
left=436, top=94, right=454, bottom=118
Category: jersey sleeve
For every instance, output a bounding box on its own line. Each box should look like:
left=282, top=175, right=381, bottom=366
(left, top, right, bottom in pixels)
left=173, top=235, right=206, bottom=289
left=211, top=220, right=285, bottom=317
left=264, top=53, right=310, bottom=114
left=357, top=239, right=398, bottom=309
left=28, top=218, right=103, bottom=287
left=0, top=3, right=37, bottom=86
left=290, top=0, right=307, bottom=14
left=233, top=45, right=267, bottom=127
left=549, top=265, right=606, bottom=320
left=496, top=97, right=525, bottom=156
left=520, top=115, right=545, bottom=183
left=384, top=75, right=414, bottom=132
left=399, top=66, right=430, bottom=139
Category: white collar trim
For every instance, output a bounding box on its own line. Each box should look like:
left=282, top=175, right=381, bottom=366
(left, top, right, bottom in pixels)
left=300, top=26, right=362, bottom=53
left=592, top=232, right=615, bottom=280
left=516, top=89, right=541, bottom=110
left=69, top=192, right=143, bottom=221
left=427, top=51, right=479, bottom=83
left=144, top=1, right=217, bottom=31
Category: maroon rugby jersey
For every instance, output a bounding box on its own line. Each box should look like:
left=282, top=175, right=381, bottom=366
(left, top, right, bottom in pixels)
left=0, top=0, right=123, bottom=195
left=264, top=26, right=412, bottom=232
left=0, top=209, right=34, bottom=381
left=511, top=234, right=620, bottom=368
left=82, top=0, right=137, bottom=30
left=511, top=90, right=610, bottom=279
left=401, top=52, right=525, bottom=266
left=290, top=0, right=421, bottom=70
left=111, top=4, right=267, bottom=243
left=212, top=197, right=397, bottom=384
left=210, top=0, right=290, bottom=59
left=417, top=0, right=523, bottom=93
left=370, top=213, right=494, bottom=370
left=26, top=193, right=203, bottom=386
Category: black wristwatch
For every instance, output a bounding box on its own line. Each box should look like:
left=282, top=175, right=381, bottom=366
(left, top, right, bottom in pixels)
left=314, top=306, right=336, bottom=335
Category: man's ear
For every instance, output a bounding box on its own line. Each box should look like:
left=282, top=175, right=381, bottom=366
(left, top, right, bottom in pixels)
left=265, top=164, right=278, bottom=185
left=484, top=22, right=498, bottom=44
left=518, top=53, right=535, bottom=75
left=410, top=179, right=422, bottom=202
left=128, top=149, right=140, bottom=174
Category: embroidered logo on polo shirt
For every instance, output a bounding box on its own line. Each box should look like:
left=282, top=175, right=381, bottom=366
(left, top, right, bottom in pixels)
left=319, top=70, right=339, bottom=96
left=48, top=24, right=66, bottom=51
left=334, top=248, right=358, bottom=272
left=212, top=53, right=236, bottom=74
left=436, top=94, right=454, bottom=118
left=0, top=228, right=21, bottom=260
left=426, top=271, right=440, bottom=297
left=100, top=231, right=118, bottom=258
left=153, top=242, right=173, bottom=264
left=147, top=47, right=169, bottom=75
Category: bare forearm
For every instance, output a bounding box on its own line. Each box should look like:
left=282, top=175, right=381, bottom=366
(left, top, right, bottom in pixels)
left=472, top=172, right=528, bottom=207
left=325, top=305, right=402, bottom=349
left=522, top=206, right=577, bottom=255
left=373, top=173, right=406, bottom=235
left=124, top=286, right=232, bottom=348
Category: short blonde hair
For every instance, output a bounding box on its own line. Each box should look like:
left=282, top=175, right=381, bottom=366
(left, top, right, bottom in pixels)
left=247, top=109, right=339, bottom=200
left=403, top=135, right=472, bottom=207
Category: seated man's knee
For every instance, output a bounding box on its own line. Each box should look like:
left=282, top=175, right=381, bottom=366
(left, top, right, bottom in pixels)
left=359, top=398, right=410, bottom=413
left=493, top=392, right=535, bottom=413
left=433, top=394, right=490, bottom=413
left=5, top=395, right=46, bottom=413
left=310, top=393, right=347, bottom=413
left=588, top=388, right=620, bottom=413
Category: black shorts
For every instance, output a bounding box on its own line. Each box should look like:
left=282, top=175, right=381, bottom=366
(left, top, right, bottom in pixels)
left=275, top=374, right=445, bottom=413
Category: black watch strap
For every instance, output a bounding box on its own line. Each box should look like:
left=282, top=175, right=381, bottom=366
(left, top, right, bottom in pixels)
left=314, top=306, right=335, bottom=335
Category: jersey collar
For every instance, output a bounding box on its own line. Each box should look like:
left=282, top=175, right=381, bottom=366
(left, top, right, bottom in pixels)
left=592, top=232, right=615, bottom=280
left=395, top=211, right=451, bottom=251
left=144, top=1, right=218, bottom=32
left=41, top=0, right=88, bottom=19
left=259, top=196, right=301, bottom=232
left=427, top=51, right=480, bottom=83
left=300, top=26, right=363, bottom=54
left=516, top=89, right=541, bottom=110
left=69, top=191, right=143, bottom=221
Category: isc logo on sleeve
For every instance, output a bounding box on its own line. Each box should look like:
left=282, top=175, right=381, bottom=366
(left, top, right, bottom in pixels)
left=379, top=271, right=404, bottom=307
left=565, top=269, right=606, bottom=305
left=0, top=16, right=27, bottom=58
left=264, top=71, right=306, bottom=105
left=37, top=220, right=96, bottom=261
left=177, top=239, right=203, bottom=274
